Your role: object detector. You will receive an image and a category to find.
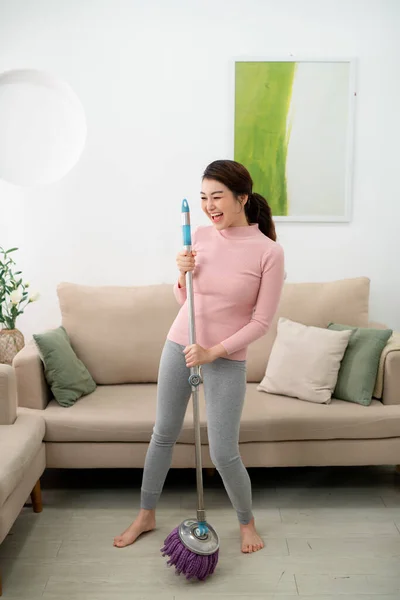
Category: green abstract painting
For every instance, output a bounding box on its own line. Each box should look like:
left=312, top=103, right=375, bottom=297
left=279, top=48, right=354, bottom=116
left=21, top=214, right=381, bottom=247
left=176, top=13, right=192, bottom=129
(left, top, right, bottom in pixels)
left=234, top=60, right=354, bottom=221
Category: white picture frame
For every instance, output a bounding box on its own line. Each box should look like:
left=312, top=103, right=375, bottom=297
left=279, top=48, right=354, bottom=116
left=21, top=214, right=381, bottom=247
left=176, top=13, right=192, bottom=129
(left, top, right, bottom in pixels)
left=232, top=57, right=357, bottom=223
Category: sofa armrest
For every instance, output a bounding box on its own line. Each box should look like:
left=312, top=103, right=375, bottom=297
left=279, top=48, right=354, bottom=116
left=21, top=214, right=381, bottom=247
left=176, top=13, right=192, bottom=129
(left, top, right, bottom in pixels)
left=13, top=341, right=51, bottom=410
left=0, top=364, right=17, bottom=424
left=373, top=332, right=400, bottom=405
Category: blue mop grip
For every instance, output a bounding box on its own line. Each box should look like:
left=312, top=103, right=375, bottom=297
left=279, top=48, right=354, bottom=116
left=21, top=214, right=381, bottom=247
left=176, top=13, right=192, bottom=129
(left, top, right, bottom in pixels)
left=181, top=198, right=192, bottom=247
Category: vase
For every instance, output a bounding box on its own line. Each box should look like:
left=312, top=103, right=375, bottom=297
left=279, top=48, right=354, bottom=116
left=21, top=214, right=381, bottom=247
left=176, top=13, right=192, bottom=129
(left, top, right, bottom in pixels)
left=0, top=328, right=25, bottom=365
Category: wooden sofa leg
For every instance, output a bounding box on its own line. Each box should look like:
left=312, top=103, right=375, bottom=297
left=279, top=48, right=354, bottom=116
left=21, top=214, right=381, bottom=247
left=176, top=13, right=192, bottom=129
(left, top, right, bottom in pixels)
left=30, top=480, right=43, bottom=513
left=205, top=468, right=216, bottom=478
left=396, top=465, right=400, bottom=475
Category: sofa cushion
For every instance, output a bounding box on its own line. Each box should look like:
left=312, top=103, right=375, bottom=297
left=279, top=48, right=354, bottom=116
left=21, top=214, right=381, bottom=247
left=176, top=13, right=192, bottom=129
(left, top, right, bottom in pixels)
left=33, top=326, right=97, bottom=407
left=21, top=382, right=400, bottom=444
left=0, top=414, right=45, bottom=507
left=36, top=384, right=159, bottom=443
left=57, top=282, right=179, bottom=384
left=246, top=277, right=370, bottom=382
left=257, top=318, right=352, bottom=404
left=328, top=323, right=393, bottom=406
left=242, top=386, right=400, bottom=442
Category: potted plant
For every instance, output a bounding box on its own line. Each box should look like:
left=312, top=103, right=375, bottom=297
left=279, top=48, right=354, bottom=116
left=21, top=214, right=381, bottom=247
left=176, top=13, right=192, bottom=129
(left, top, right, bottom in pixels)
left=0, top=246, right=39, bottom=365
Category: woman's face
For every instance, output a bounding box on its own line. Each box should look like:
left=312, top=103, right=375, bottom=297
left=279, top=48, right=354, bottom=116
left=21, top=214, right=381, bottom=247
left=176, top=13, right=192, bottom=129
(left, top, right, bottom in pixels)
left=201, top=179, right=248, bottom=230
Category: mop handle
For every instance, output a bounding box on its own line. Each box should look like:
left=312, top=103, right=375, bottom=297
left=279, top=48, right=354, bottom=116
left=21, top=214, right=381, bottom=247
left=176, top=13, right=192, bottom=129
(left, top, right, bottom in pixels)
left=181, top=199, right=198, bottom=355
left=181, top=199, right=206, bottom=522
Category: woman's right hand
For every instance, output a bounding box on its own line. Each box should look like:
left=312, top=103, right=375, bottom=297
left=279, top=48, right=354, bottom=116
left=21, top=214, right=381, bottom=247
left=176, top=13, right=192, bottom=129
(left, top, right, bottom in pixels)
left=176, top=250, right=197, bottom=276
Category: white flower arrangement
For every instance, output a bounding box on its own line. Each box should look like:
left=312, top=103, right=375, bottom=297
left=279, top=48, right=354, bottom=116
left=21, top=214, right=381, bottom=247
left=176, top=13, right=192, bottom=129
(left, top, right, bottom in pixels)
left=0, top=247, right=39, bottom=330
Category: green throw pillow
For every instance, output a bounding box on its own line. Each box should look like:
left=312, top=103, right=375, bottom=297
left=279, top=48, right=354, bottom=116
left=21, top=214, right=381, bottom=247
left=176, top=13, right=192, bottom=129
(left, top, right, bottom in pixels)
left=33, top=326, right=96, bottom=407
left=327, top=323, right=392, bottom=406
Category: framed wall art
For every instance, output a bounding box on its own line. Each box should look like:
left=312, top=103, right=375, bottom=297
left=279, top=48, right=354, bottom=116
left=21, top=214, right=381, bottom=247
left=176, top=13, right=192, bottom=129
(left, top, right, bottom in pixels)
left=234, top=58, right=356, bottom=222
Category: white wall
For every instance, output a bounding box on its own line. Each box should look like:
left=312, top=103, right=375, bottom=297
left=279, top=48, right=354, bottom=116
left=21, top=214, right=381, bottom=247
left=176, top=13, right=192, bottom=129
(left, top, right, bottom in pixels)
left=0, top=0, right=399, bottom=340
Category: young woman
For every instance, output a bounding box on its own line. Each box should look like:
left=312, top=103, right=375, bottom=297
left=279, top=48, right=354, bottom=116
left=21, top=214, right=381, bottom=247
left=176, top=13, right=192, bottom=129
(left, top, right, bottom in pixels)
left=114, top=159, right=285, bottom=553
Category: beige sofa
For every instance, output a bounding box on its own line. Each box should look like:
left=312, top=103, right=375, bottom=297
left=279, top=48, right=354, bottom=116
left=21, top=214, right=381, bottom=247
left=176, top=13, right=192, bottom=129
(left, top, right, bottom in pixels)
left=12, top=276, right=400, bottom=473
left=0, top=365, right=45, bottom=596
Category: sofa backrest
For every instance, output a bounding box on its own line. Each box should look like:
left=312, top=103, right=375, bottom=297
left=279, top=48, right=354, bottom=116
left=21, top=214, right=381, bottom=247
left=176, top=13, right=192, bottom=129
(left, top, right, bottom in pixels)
left=57, top=282, right=179, bottom=384
left=246, top=276, right=370, bottom=381
left=57, top=277, right=370, bottom=385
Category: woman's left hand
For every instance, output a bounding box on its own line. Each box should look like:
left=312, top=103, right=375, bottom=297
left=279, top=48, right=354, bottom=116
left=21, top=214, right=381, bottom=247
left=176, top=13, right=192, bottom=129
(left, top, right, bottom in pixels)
left=183, top=344, right=213, bottom=368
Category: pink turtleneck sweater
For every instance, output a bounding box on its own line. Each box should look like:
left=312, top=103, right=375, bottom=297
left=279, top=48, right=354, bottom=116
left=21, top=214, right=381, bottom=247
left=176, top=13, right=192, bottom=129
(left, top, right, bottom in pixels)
left=167, top=223, right=285, bottom=361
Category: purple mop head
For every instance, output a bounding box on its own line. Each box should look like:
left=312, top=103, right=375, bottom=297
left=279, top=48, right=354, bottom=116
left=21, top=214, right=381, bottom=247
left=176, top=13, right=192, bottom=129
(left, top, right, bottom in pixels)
left=161, top=526, right=219, bottom=581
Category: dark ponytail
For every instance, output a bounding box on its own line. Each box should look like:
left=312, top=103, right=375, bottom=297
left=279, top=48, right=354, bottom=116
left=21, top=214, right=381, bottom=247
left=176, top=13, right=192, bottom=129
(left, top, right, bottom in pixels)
left=202, top=160, right=276, bottom=241
left=245, top=192, right=276, bottom=241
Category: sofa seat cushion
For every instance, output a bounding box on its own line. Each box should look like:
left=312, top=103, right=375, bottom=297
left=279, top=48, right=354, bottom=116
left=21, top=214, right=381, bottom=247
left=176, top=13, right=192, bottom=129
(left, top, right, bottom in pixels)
left=21, top=383, right=400, bottom=444
left=0, top=414, right=45, bottom=507
left=241, top=386, right=400, bottom=441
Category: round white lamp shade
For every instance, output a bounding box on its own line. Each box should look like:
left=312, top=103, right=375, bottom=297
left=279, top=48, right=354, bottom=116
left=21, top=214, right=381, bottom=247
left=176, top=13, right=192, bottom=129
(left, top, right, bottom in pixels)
left=0, top=69, right=87, bottom=186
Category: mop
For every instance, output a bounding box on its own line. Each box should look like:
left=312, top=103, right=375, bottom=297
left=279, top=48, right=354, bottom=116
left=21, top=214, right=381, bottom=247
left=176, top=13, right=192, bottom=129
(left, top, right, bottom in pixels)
left=160, top=199, right=220, bottom=580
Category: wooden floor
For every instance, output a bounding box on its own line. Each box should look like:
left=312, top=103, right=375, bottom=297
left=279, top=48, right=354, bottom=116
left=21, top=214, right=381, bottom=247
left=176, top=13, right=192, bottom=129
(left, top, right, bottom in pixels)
left=1, top=465, right=400, bottom=599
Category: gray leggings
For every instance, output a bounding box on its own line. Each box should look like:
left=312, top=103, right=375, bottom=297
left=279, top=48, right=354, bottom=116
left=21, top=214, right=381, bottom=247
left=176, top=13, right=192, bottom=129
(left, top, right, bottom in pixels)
left=141, top=340, right=253, bottom=525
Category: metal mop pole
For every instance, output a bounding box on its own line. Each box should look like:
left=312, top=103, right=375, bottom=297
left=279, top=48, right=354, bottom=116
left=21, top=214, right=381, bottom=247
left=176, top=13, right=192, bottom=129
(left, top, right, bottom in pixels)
left=177, top=199, right=219, bottom=554
left=181, top=199, right=206, bottom=527
left=160, top=199, right=219, bottom=576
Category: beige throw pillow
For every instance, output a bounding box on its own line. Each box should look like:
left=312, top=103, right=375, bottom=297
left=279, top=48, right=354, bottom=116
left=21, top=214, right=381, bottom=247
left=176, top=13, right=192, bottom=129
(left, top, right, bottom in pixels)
left=257, top=318, right=352, bottom=404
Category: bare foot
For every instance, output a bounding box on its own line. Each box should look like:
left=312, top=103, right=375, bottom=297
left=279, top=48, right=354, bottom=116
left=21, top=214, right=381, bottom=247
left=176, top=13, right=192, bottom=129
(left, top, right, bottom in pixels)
left=113, top=509, right=156, bottom=548
left=240, top=518, right=264, bottom=553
